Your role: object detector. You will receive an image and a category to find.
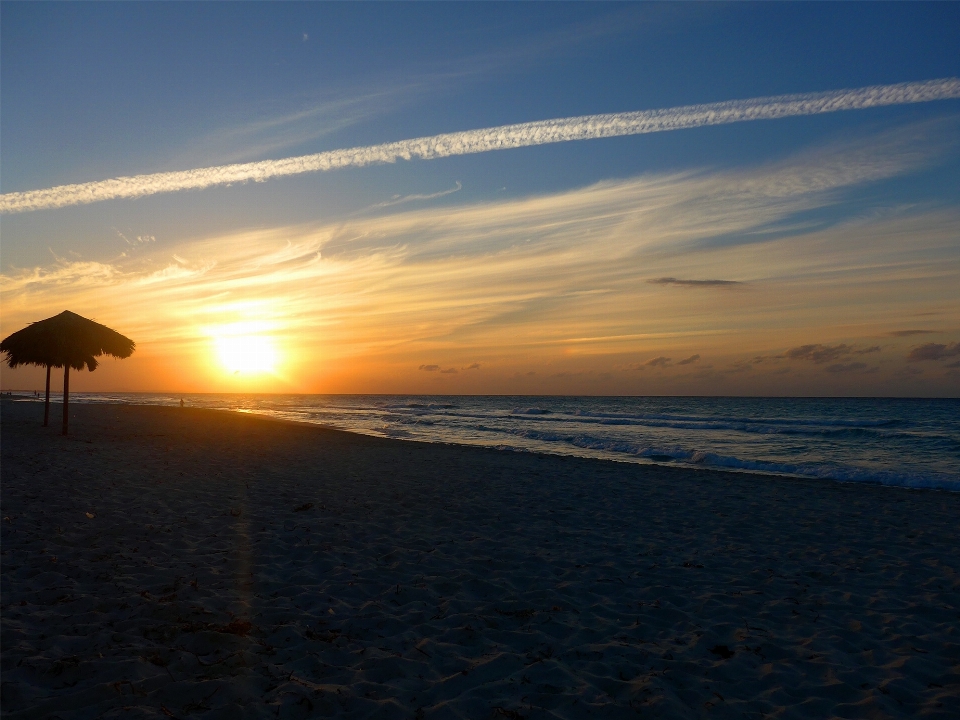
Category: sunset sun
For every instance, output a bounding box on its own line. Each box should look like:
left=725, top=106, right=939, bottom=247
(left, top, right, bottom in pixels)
left=213, top=329, right=279, bottom=375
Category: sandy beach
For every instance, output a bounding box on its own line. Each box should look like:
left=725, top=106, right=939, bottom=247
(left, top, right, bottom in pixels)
left=1, top=399, right=957, bottom=719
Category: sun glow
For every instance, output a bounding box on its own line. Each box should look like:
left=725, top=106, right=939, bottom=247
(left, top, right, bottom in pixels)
left=211, top=323, right=280, bottom=375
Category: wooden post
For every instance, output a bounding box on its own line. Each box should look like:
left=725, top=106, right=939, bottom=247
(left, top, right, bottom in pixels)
left=62, top=365, right=70, bottom=435
left=43, top=364, right=51, bottom=427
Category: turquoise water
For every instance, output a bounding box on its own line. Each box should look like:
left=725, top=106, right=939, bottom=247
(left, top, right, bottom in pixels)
left=14, top=393, right=960, bottom=490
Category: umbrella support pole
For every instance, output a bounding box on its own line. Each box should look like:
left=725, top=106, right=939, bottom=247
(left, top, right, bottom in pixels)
left=43, top=365, right=51, bottom=426
left=62, top=365, right=69, bottom=435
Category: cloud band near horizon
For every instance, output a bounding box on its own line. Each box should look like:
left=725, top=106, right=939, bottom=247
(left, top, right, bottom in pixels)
left=2, top=77, right=958, bottom=215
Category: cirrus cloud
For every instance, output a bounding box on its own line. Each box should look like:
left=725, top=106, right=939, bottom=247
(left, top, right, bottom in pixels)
left=782, top=344, right=880, bottom=364
left=907, top=342, right=960, bottom=361
left=647, top=278, right=742, bottom=287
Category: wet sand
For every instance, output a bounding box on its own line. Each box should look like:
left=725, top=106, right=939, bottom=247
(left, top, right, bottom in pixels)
left=1, top=398, right=958, bottom=719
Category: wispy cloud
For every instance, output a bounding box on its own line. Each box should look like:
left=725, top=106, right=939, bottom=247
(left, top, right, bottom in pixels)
left=165, top=88, right=419, bottom=169
left=115, top=230, right=156, bottom=248
left=907, top=342, right=960, bottom=361
left=781, top=344, right=881, bottom=363
left=887, top=329, right=938, bottom=337
left=3, top=78, right=957, bottom=214
left=370, top=181, right=462, bottom=210
left=825, top=362, right=876, bottom=374
left=648, top=277, right=741, bottom=287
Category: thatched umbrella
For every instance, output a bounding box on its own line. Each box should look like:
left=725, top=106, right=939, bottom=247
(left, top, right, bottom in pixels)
left=1, top=311, right=135, bottom=434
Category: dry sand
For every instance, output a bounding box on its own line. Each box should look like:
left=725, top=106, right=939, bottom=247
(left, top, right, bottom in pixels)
left=1, top=399, right=958, bottom=719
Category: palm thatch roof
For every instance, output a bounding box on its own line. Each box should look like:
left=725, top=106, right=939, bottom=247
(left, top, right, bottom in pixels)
left=1, top=310, right=135, bottom=371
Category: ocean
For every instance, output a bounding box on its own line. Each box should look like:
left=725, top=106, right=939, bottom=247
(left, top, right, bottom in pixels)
left=11, top=393, right=960, bottom=491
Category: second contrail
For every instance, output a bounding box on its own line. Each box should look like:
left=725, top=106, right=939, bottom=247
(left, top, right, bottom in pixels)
left=2, top=77, right=958, bottom=214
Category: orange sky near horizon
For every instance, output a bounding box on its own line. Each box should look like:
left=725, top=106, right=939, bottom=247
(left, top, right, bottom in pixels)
left=3, top=143, right=959, bottom=397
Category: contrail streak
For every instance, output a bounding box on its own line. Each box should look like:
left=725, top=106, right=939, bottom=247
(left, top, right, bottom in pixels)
left=2, top=78, right=958, bottom=214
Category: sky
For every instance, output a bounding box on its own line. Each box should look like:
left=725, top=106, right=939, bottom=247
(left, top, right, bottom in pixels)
left=2, top=2, right=959, bottom=396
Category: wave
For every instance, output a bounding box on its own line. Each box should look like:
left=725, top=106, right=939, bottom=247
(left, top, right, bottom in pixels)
left=379, top=426, right=413, bottom=438
left=380, top=404, right=941, bottom=442
left=553, top=416, right=941, bottom=441
left=381, top=402, right=459, bottom=411
left=570, top=408, right=899, bottom=428
left=686, top=450, right=960, bottom=491
left=501, top=426, right=959, bottom=491
left=365, top=402, right=911, bottom=434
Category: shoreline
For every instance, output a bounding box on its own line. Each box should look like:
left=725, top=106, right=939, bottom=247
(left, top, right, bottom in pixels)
left=5, top=394, right=957, bottom=492
left=2, top=399, right=958, bottom=717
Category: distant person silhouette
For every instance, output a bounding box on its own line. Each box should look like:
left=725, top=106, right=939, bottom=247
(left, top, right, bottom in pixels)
left=180, top=398, right=184, bottom=408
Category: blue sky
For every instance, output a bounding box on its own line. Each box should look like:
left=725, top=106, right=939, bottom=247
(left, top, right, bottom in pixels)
left=2, top=2, right=959, bottom=395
